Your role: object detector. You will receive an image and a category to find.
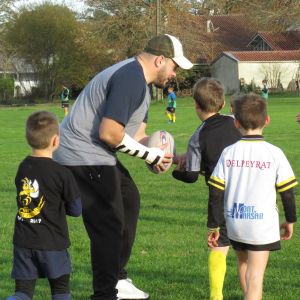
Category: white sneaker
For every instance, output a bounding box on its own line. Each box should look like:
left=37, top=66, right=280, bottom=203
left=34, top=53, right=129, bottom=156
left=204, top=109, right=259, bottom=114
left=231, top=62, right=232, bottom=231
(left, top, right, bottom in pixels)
left=116, top=278, right=149, bottom=299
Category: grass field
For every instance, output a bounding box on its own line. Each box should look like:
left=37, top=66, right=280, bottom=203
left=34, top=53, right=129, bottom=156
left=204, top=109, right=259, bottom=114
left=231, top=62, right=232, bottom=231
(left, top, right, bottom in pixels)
left=1, top=94, right=300, bottom=300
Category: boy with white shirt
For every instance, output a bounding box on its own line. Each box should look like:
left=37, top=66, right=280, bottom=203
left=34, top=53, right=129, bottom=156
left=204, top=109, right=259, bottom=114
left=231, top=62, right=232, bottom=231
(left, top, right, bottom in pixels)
left=207, top=93, right=297, bottom=300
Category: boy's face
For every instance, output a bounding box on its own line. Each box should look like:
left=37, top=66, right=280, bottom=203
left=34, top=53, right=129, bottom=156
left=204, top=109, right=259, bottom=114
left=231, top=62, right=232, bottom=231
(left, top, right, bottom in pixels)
left=168, top=88, right=172, bottom=94
left=262, top=82, right=267, bottom=86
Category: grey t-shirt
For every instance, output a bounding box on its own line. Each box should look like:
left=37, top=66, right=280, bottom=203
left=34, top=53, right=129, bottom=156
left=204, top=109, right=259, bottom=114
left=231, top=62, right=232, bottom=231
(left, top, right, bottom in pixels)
left=53, top=57, right=150, bottom=166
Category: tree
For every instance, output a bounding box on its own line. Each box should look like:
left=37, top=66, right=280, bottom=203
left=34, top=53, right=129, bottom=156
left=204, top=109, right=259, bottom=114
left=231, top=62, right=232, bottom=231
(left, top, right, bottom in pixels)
left=5, top=3, right=93, bottom=102
left=0, top=38, right=17, bottom=78
left=197, top=0, right=300, bottom=31
left=247, top=0, right=300, bottom=31
left=82, top=0, right=213, bottom=68
left=0, top=0, right=17, bottom=26
left=259, top=63, right=289, bottom=89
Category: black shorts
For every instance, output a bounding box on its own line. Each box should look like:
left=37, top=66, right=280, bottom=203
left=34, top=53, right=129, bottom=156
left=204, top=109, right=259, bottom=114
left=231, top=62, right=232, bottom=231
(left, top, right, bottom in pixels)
left=62, top=100, right=69, bottom=108
left=11, top=246, right=72, bottom=280
left=209, top=194, right=231, bottom=247
left=230, top=240, right=281, bottom=252
left=166, top=107, right=175, bottom=113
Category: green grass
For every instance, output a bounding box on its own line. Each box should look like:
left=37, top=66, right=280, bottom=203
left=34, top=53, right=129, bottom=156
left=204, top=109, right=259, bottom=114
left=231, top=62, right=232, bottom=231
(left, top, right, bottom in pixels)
left=1, top=95, right=300, bottom=299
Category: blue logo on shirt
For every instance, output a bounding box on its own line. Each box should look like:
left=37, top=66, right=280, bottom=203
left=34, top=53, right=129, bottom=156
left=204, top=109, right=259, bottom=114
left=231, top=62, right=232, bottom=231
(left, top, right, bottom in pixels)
left=228, top=203, right=263, bottom=220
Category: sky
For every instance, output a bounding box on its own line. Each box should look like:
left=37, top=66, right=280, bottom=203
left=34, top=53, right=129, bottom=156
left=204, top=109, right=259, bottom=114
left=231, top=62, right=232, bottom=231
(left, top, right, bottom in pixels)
left=14, top=0, right=87, bottom=12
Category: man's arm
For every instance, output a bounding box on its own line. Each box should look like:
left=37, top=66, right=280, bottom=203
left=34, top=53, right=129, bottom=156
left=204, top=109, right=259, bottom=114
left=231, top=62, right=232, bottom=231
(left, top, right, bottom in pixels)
left=99, top=117, right=125, bottom=147
left=99, top=118, right=173, bottom=170
left=133, top=121, right=149, bottom=146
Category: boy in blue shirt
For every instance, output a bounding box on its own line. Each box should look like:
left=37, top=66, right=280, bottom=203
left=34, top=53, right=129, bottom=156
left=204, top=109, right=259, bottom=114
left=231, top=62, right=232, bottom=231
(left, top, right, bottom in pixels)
left=165, top=86, right=176, bottom=123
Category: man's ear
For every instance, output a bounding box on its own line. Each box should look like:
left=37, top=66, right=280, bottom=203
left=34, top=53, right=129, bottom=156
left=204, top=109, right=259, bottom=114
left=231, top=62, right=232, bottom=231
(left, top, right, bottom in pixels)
left=234, top=119, right=241, bottom=130
left=264, top=116, right=270, bottom=127
left=154, top=55, right=165, bottom=67
left=221, top=101, right=226, bottom=109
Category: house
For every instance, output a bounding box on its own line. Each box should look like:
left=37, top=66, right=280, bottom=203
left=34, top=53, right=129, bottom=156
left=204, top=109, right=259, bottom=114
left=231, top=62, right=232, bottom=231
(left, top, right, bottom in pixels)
left=210, top=51, right=300, bottom=93
left=194, top=15, right=300, bottom=93
left=0, top=59, right=39, bottom=97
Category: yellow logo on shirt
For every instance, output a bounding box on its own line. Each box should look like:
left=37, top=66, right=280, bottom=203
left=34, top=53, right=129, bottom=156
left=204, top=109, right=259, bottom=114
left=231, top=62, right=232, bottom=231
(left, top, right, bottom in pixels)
left=18, top=177, right=45, bottom=218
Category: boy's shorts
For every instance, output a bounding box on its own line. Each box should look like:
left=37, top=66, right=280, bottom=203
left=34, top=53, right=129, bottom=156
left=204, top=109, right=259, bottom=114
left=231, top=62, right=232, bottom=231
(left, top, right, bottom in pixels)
left=230, top=240, right=281, bottom=251
left=11, top=246, right=72, bottom=280
left=166, top=107, right=175, bottom=113
left=62, top=101, right=69, bottom=108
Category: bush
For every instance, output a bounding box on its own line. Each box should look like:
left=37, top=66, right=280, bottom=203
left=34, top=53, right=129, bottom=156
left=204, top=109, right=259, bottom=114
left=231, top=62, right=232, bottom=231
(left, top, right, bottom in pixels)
left=0, top=76, right=14, bottom=100
left=164, top=65, right=210, bottom=97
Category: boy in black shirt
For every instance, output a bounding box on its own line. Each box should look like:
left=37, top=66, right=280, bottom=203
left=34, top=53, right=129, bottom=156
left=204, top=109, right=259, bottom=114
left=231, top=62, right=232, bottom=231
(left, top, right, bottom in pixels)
left=6, top=111, right=82, bottom=300
left=173, top=78, right=242, bottom=300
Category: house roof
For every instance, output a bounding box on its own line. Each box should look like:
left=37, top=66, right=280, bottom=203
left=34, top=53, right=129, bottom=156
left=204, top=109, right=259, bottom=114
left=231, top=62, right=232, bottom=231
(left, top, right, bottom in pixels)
left=197, top=14, right=258, bottom=63
left=248, top=31, right=300, bottom=50
left=212, top=51, right=300, bottom=64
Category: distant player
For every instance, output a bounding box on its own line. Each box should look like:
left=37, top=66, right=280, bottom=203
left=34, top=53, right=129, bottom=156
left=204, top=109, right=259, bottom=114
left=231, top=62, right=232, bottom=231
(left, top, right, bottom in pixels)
left=207, top=93, right=297, bottom=300
left=260, top=79, right=269, bottom=99
left=165, top=86, right=176, bottom=123
left=173, top=78, right=242, bottom=300
left=6, top=111, right=81, bottom=300
left=61, top=83, right=70, bottom=117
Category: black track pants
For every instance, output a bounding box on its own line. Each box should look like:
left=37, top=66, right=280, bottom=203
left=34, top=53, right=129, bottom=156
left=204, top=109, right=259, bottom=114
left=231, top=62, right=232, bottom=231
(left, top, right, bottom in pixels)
left=67, top=161, right=140, bottom=300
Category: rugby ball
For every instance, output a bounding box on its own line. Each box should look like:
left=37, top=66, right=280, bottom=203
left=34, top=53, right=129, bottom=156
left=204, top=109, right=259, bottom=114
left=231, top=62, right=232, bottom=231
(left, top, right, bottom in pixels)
left=146, top=130, right=176, bottom=174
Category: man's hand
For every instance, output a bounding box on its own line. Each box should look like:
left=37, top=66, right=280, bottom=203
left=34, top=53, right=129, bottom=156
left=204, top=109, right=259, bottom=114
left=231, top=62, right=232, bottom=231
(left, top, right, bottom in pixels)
left=207, top=229, right=220, bottom=249
left=296, top=113, right=300, bottom=124
left=280, top=221, right=293, bottom=240
left=154, top=143, right=173, bottom=172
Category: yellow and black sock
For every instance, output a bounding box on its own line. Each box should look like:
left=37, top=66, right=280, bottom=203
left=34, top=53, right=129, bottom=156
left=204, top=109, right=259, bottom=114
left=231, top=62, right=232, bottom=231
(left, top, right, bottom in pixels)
left=208, top=251, right=226, bottom=299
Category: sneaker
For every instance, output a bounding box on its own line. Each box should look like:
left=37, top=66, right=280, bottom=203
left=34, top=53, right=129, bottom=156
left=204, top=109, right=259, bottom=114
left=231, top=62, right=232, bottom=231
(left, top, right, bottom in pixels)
left=116, top=278, right=149, bottom=299
left=168, top=120, right=173, bottom=123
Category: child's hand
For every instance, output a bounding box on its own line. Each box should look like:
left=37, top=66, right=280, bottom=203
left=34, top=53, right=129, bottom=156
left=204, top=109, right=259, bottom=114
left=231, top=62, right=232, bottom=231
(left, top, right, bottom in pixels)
left=207, top=229, right=219, bottom=248
left=296, top=113, right=300, bottom=124
left=174, top=159, right=186, bottom=172
left=173, top=152, right=187, bottom=165
left=280, top=221, right=293, bottom=240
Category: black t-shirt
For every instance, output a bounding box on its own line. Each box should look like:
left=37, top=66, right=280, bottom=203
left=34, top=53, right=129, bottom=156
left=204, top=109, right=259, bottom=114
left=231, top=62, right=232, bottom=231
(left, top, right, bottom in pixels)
left=13, top=156, right=81, bottom=250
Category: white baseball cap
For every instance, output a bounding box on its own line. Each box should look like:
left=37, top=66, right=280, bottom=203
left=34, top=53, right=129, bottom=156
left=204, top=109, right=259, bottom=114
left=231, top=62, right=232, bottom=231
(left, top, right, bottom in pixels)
left=144, top=34, right=193, bottom=70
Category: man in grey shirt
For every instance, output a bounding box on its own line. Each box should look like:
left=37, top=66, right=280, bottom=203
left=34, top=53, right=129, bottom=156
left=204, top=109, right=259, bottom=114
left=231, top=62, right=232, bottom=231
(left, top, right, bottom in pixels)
left=53, top=34, right=193, bottom=300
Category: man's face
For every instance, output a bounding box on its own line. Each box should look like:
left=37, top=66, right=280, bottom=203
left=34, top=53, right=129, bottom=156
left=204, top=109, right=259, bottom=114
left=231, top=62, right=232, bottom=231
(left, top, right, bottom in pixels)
left=153, top=59, right=178, bottom=89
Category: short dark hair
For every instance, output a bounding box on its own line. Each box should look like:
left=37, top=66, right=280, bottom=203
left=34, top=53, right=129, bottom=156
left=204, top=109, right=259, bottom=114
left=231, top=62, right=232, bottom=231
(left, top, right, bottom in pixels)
left=62, top=82, right=67, bottom=87
left=229, top=92, right=244, bottom=108
left=168, top=86, right=174, bottom=91
left=233, top=93, right=267, bottom=130
left=193, top=77, right=224, bottom=113
left=26, top=111, right=60, bottom=149
left=262, top=79, right=268, bottom=84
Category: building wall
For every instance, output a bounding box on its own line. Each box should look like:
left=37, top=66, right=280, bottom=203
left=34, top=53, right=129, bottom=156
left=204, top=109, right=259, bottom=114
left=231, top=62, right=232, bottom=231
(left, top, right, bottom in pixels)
left=211, top=56, right=239, bottom=94
left=238, top=61, right=299, bottom=89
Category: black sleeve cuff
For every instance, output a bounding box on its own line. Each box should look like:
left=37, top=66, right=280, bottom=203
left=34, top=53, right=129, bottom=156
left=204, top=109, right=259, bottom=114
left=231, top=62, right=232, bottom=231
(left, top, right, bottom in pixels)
left=280, top=188, right=297, bottom=223
left=172, top=170, right=199, bottom=183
